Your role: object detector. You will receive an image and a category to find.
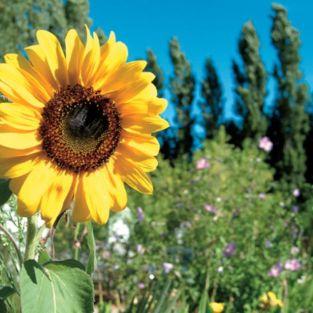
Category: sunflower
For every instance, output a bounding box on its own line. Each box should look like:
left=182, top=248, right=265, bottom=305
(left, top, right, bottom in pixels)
left=0, top=27, right=168, bottom=227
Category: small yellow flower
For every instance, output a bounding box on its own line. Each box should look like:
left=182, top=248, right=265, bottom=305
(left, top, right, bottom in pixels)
left=209, top=302, right=224, bottom=313
left=0, top=27, right=168, bottom=227
left=260, top=291, right=283, bottom=309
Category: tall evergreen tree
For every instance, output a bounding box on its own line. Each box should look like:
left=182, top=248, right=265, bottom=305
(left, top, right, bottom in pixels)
left=146, top=49, right=165, bottom=97
left=169, top=37, right=195, bottom=157
left=270, top=4, right=309, bottom=190
left=65, top=0, right=91, bottom=32
left=200, top=58, right=224, bottom=138
left=0, top=0, right=32, bottom=56
left=0, top=0, right=101, bottom=58
left=232, top=21, right=267, bottom=142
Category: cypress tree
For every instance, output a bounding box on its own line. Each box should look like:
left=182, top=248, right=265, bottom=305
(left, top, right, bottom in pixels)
left=232, top=21, right=267, bottom=142
left=0, top=0, right=103, bottom=58
left=270, top=4, right=309, bottom=190
left=65, top=0, right=91, bottom=31
left=0, top=0, right=31, bottom=56
left=169, top=37, right=195, bottom=157
left=201, top=58, right=224, bottom=138
left=146, top=49, right=165, bottom=97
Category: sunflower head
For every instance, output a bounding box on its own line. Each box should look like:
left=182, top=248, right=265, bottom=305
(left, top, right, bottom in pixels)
left=0, top=27, right=168, bottom=227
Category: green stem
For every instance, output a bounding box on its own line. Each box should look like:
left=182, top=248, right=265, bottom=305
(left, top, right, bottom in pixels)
left=73, top=223, right=82, bottom=260
left=86, top=222, right=96, bottom=275
left=0, top=223, right=23, bottom=266
left=24, top=215, right=39, bottom=261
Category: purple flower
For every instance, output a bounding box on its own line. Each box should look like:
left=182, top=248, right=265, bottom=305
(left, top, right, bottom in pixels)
left=223, top=242, right=236, bottom=258
left=293, top=188, right=301, bottom=197
left=204, top=204, right=217, bottom=214
left=268, top=262, right=283, bottom=277
left=259, top=137, right=273, bottom=152
left=137, top=207, right=144, bottom=222
left=291, top=205, right=299, bottom=213
left=138, top=282, right=145, bottom=289
left=162, top=262, right=174, bottom=274
left=265, top=240, right=273, bottom=248
left=196, top=158, right=210, bottom=170
left=285, top=259, right=301, bottom=271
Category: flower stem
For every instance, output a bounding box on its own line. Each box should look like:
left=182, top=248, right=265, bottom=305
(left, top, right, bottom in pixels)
left=24, top=215, right=39, bottom=261
left=0, top=224, right=23, bottom=266
left=86, top=222, right=97, bottom=275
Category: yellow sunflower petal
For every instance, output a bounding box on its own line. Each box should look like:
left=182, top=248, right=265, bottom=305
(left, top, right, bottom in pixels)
left=4, top=54, right=52, bottom=102
left=25, top=45, right=59, bottom=90
left=0, top=102, right=40, bottom=130
left=118, top=98, right=167, bottom=116
left=36, top=30, right=68, bottom=87
left=15, top=159, right=58, bottom=217
left=115, top=157, right=153, bottom=194
left=65, top=29, right=84, bottom=85
left=120, top=132, right=160, bottom=157
left=72, top=178, right=91, bottom=222
left=62, top=176, right=76, bottom=212
left=40, top=171, right=73, bottom=227
left=0, top=145, right=41, bottom=159
left=95, top=60, right=146, bottom=92
left=122, top=114, right=169, bottom=133
left=105, top=73, right=155, bottom=103
left=92, top=40, right=128, bottom=88
left=128, top=83, right=158, bottom=101
left=0, top=128, right=41, bottom=149
left=115, top=153, right=158, bottom=172
left=74, top=171, right=112, bottom=224
left=81, top=28, right=101, bottom=86
left=9, top=175, right=27, bottom=194
left=105, top=160, right=127, bottom=212
left=0, top=154, right=40, bottom=178
left=100, top=31, right=116, bottom=58
left=0, top=64, right=45, bottom=108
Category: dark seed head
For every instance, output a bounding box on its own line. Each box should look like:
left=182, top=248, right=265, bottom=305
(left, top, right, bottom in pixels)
left=39, top=84, right=121, bottom=173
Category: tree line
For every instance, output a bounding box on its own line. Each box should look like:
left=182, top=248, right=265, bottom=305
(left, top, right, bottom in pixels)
left=147, top=4, right=312, bottom=193
left=0, top=1, right=311, bottom=192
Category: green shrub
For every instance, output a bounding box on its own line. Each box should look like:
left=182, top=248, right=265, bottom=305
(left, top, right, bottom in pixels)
left=95, top=129, right=311, bottom=312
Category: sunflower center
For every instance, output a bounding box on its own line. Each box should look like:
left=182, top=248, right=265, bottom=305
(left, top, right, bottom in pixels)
left=65, top=104, right=109, bottom=140
left=39, top=84, right=121, bottom=173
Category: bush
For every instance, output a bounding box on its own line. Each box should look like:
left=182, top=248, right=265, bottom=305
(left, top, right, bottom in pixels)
left=92, top=129, right=311, bottom=312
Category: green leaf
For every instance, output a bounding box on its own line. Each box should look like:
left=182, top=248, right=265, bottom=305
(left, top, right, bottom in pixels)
left=86, top=222, right=96, bottom=275
left=38, top=249, right=51, bottom=265
left=0, top=285, right=16, bottom=300
left=20, top=259, right=94, bottom=313
left=0, top=300, right=7, bottom=313
left=198, top=272, right=210, bottom=313
left=0, top=179, right=12, bottom=206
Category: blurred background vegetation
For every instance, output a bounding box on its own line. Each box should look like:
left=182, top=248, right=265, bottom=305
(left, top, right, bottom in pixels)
left=0, top=1, right=313, bottom=312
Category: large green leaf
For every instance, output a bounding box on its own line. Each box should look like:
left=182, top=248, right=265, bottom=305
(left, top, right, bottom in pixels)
left=0, top=179, right=11, bottom=206
left=20, top=259, right=94, bottom=313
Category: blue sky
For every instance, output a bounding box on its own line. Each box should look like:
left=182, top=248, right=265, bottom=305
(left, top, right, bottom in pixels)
left=89, top=0, right=313, bottom=119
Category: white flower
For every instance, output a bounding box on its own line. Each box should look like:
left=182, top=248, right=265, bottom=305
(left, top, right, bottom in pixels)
left=217, top=266, right=224, bottom=273
left=109, top=219, right=130, bottom=243
left=163, top=262, right=174, bottom=274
